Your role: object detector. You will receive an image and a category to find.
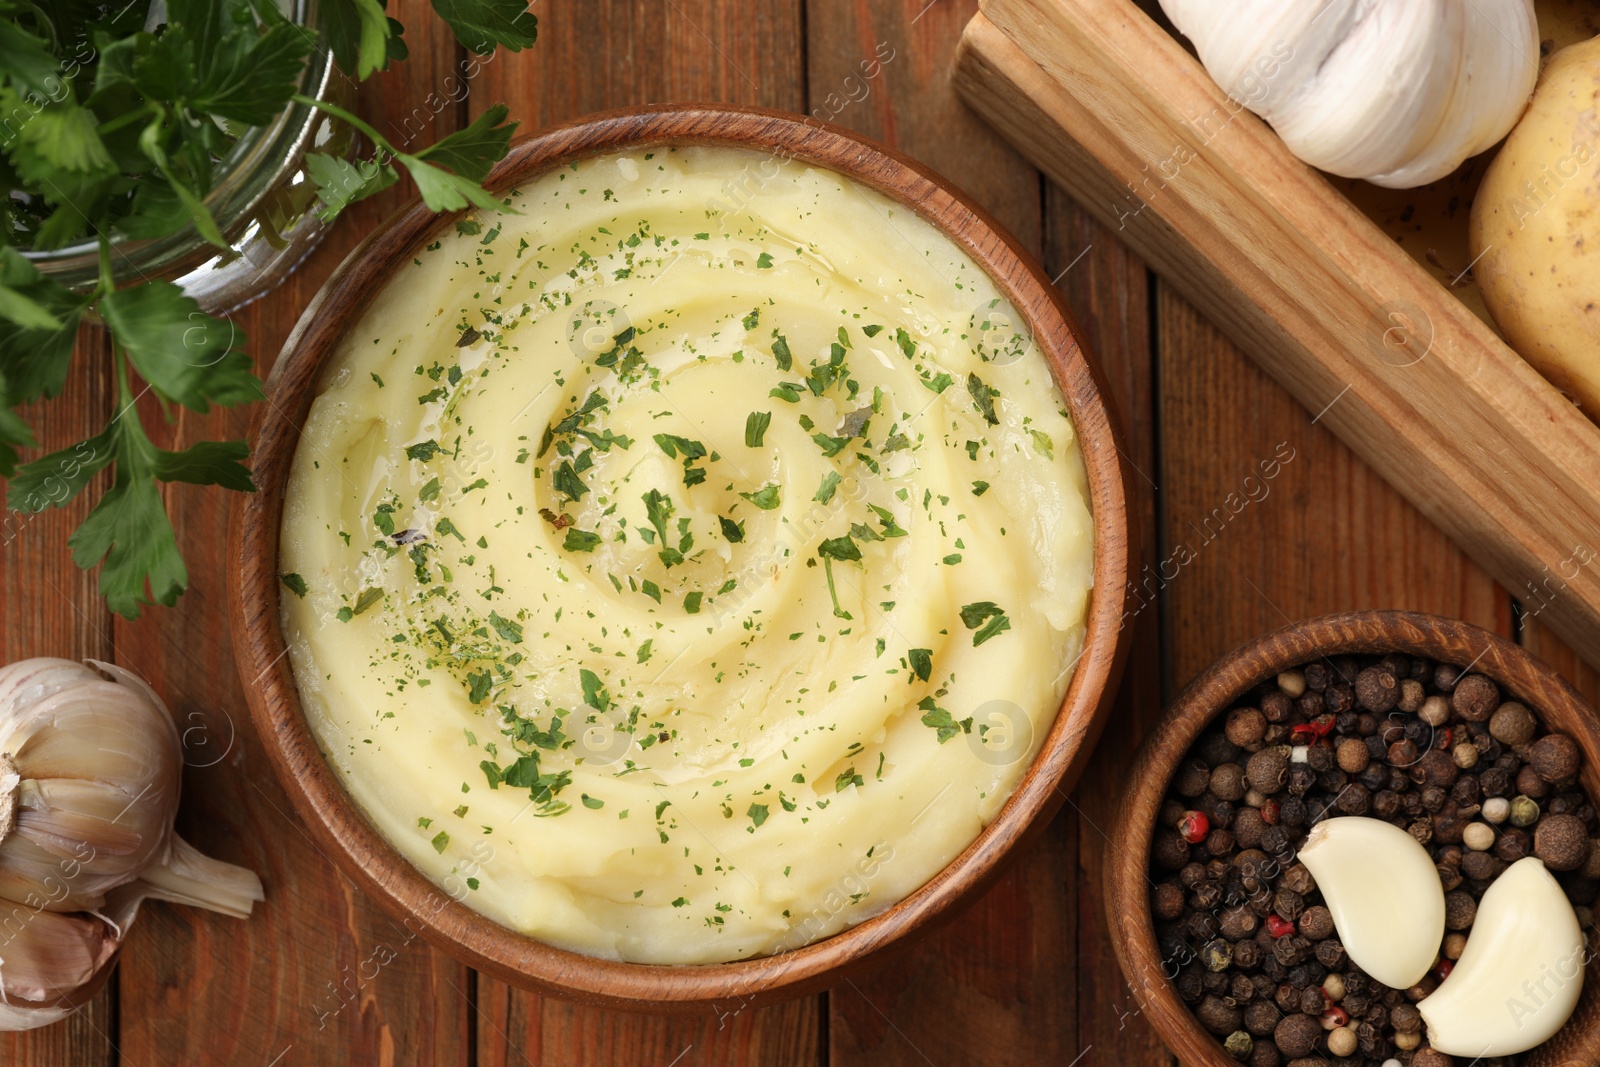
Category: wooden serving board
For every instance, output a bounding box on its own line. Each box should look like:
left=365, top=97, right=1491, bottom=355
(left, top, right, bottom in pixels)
left=953, top=0, right=1600, bottom=669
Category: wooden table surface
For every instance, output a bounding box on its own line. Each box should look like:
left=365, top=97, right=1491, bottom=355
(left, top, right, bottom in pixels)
left=8, top=2, right=1594, bottom=1064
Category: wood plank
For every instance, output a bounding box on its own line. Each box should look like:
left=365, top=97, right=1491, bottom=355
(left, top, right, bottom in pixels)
left=476, top=992, right=820, bottom=1067
left=803, top=2, right=1088, bottom=1062
left=0, top=327, right=116, bottom=1066
left=112, top=5, right=473, bottom=1062
left=1154, top=287, right=1510, bottom=685
left=955, top=0, right=1600, bottom=669
left=462, top=3, right=820, bottom=1061
left=1045, top=195, right=1170, bottom=1066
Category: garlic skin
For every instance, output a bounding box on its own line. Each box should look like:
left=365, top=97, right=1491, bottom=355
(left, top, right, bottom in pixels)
left=1159, top=0, right=1539, bottom=188
left=0, top=659, right=263, bottom=1030
left=1296, top=816, right=1445, bottom=989
left=1418, top=857, right=1586, bottom=1057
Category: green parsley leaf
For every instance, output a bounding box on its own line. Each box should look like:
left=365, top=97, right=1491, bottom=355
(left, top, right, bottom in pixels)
left=748, top=803, right=769, bottom=827
left=562, top=528, right=601, bottom=552
left=718, top=516, right=745, bottom=543
left=739, top=484, right=781, bottom=510
left=967, top=372, right=999, bottom=425
left=814, top=472, right=841, bottom=504
left=1029, top=428, right=1054, bottom=459
left=281, top=573, right=310, bottom=598
left=818, top=535, right=861, bottom=563
left=488, top=610, right=523, bottom=642
left=100, top=282, right=261, bottom=412
left=959, top=601, right=1012, bottom=646
left=908, top=648, right=933, bottom=682
left=744, top=411, right=772, bottom=447
left=431, top=0, right=540, bottom=54
left=771, top=333, right=793, bottom=371
left=415, top=104, right=518, bottom=182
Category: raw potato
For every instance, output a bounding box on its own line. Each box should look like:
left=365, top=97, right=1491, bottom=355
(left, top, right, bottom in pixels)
left=1470, top=37, right=1600, bottom=414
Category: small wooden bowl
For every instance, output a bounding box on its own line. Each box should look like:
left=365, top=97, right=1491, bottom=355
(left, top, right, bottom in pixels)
left=1108, top=610, right=1600, bottom=1066
left=230, top=104, right=1133, bottom=1013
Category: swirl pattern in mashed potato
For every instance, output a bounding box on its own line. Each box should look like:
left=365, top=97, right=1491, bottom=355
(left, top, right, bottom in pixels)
left=280, top=145, right=1094, bottom=963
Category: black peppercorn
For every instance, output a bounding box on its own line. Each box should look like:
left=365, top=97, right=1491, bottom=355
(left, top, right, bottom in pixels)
left=1274, top=982, right=1300, bottom=1013
left=1197, top=994, right=1242, bottom=1035
left=1355, top=666, right=1399, bottom=712
left=1437, top=863, right=1463, bottom=891
left=1444, top=890, right=1477, bottom=931
left=1434, top=662, right=1462, bottom=692
left=1278, top=796, right=1308, bottom=827
left=1462, top=848, right=1500, bottom=881
left=1388, top=739, right=1419, bottom=766
left=1233, top=938, right=1262, bottom=970
left=1274, top=1013, right=1321, bottom=1058
left=1287, top=765, right=1316, bottom=797
left=1336, top=782, right=1371, bottom=815
left=1480, top=766, right=1512, bottom=797
left=1234, top=808, right=1266, bottom=849
left=1495, top=827, right=1530, bottom=862
left=1532, top=733, right=1581, bottom=784
left=1247, top=749, right=1290, bottom=795
left=1303, top=663, right=1331, bottom=691
left=1176, top=759, right=1212, bottom=797
left=1273, top=888, right=1305, bottom=922
left=1314, top=939, right=1345, bottom=969
left=1297, top=905, right=1334, bottom=941
left=1220, top=905, right=1259, bottom=940
left=1261, top=691, right=1292, bottom=722
left=1243, top=998, right=1281, bottom=1036
left=1536, top=812, right=1588, bottom=870
left=1193, top=881, right=1223, bottom=911
left=1281, top=864, right=1316, bottom=896
left=1451, top=673, right=1500, bottom=721
left=1153, top=830, right=1191, bottom=870
left=1153, top=882, right=1185, bottom=920
left=1271, top=935, right=1308, bottom=967
left=1325, top=683, right=1355, bottom=714
left=1390, top=1002, right=1421, bottom=1033
left=1297, top=985, right=1325, bottom=1015
left=1196, top=733, right=1244, bottom=769
left=1176, top=966, right=1204, bottom=1003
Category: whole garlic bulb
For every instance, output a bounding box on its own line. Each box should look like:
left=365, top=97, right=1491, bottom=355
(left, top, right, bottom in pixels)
left=1160, top=0, right=1540, bottom=188
left=0, top=658, right=263, bottom=1030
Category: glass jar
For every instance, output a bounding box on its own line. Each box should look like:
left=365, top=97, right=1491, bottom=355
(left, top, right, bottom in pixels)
left=27, top=1, right=349, bottom=314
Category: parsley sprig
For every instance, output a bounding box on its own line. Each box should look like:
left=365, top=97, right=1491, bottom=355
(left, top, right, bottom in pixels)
left=0, top=0, right=534, bottom=616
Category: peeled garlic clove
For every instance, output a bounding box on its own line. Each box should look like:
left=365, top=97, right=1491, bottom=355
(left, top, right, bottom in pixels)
left=1296, top=816, right=1445, bottom=989
left=1418, top=857, right=1585, bottom=1057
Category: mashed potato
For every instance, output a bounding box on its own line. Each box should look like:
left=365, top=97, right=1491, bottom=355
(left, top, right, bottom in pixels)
left=280, top=146, right=1094, bottom=963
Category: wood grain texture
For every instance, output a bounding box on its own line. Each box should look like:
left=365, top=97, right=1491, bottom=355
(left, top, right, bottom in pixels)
left=1108, top=611, right=1600, bottom=1067
left=1047, top=195, right=1174, bottom=1067
left=0, top=328, right=116, bottom=1067
left=112, top=4, right=474, bottom=1064
left=955, top=0, right=1600, bottom=669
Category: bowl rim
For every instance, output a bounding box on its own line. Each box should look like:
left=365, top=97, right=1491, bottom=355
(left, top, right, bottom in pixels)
left=1106, top=609, right=1600, bottom=1066
left=229, top=102, right=1133, bottom=1012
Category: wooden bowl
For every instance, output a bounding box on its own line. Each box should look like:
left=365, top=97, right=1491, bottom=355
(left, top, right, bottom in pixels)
left=229, top=104, right=1133, bottom=1013
left=1108, top=611, right=1600, bottom=1066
